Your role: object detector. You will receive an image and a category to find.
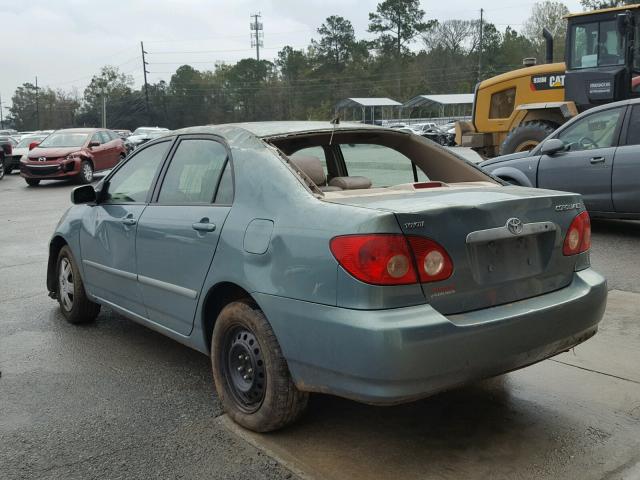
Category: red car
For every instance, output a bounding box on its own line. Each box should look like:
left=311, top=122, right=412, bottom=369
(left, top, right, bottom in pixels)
left=21, top=128, right=127, bottom=186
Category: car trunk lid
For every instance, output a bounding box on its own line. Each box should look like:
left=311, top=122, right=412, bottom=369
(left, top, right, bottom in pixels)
left=325, top=185, right=585, bottom=314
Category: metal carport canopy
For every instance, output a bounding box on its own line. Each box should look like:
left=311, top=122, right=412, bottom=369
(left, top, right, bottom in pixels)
left=335, top=97, right=402, bottom=108
left=403, top=94, right=474, bottom=109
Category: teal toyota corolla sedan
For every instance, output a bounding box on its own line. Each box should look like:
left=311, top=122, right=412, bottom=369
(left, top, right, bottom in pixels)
left=47, top=121, right=607, bottom=432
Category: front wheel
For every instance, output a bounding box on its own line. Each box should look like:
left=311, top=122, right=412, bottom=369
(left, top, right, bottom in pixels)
left=57, top=246, right=100, bottom=324
left=77, top=160, right=94, bottom=184
left=212, top=301, right=309, bottom=432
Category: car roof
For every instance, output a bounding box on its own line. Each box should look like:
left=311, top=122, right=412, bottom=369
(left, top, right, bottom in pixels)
left=172, top=121, right=391, bottom=143
left=51, top=128, right=101, bottom=134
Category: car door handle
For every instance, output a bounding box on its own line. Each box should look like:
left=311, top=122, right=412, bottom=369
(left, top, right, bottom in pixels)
left=121, top=215, right=137, bottom=226
left=590, top=156, right=605, bottom=164
left=192, top=219, right=216, bottom=232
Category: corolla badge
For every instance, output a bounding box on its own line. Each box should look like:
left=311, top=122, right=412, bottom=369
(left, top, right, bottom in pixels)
left=38, top=157, right=47, bottom=162
left=506, top=217, right=523, bottom=235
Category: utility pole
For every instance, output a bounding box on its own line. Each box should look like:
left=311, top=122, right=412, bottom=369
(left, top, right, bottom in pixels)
left=101, top=88, right=107, bottom=128
left=35, top=76, right=40, bottom=130
left=478, top=8, right=484, bottom=83
left=141, top=41, right=150, bottom=122
left=250, top=13, right=263, bottom=61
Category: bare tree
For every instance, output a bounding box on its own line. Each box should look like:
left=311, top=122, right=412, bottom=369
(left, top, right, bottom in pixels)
left=523, top=1, right=570, bottom=61
left=423, top=19, right=481, bottom=55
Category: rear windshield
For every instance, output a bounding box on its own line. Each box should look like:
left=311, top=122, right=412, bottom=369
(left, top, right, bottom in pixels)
left=272, top=130, right=493, bottom=192
left=38, top=133, right=88, bottom=148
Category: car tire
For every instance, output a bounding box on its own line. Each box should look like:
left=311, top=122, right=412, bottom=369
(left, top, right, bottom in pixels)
left=499, top=121, right=557, bottom=156
left=56, top=246, right=100, bottom=324
left=77, top=160, right=94, bottom=184
left=211, top=300, right=309, bottom=432
left=25, top=178, right=40, bottom=186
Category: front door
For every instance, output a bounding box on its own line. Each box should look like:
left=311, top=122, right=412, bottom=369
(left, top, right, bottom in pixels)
left=538, top=106, right=625, bottom=213
left=88, top=131, right=109, bottom=171
left=135, top=136, right=233, bottom=335
left=612, top=104, right=640, bottom=214
left=80, top=140, right=172, bottom=317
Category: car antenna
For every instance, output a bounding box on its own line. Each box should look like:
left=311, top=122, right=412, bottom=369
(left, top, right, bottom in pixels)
left=329, top=115, right=340, bottom=145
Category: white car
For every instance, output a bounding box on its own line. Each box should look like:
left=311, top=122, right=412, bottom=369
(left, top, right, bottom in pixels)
left=3, top=134, right=48, bottom=174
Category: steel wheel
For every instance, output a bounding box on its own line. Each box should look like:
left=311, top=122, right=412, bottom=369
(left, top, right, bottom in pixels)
left=222, top=326, right=267, bottom=413
left=58, top=257, right=74, bottom=312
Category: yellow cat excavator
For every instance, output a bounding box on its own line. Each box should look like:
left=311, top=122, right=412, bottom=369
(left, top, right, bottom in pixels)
left=457, top=4, right=640, bottom=157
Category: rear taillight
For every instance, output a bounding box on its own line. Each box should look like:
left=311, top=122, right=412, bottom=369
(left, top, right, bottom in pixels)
left=330, top=234, right=417, bottom=285
left=329, top=234, right=453, bottom=286
left=563, top=211, right=591, bottom=256
left=406, top=236, right=454, bottom=282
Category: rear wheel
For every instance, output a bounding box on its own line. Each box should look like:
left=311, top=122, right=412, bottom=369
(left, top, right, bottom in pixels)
left=57, top=246, right=100, bottom=324
left=77, top=160, right=94, bottom=184
left=25, top=178, right=40, bottom=186
left=500, top=121, right=558, bottom=156
left=212, top=300, right=309, bottom=432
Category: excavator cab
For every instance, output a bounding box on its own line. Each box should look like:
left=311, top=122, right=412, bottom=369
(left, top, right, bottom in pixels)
left=564, top=7, right=640, bottom=111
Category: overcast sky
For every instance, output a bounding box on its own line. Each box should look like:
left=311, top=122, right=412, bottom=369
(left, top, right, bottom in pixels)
left=1, top=0, right=583, bottom=110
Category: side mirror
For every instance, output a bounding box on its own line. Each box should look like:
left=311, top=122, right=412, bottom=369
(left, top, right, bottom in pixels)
left=71, top=185, right=97, bottom=204
left=89, top=141, right=100, bottom=148
left=28, top=141, right=40, bottom=150
left=540, top=138, right=565, bottom=156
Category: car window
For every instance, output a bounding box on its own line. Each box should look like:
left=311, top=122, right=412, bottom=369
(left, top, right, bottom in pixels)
left=557, top=107, right=623, bottom=152
left=339, top=143, right=428, bottom=187
left=99, top=131, right=111, bottom=143
left=214, top=162, right=234, bottom=204
left=90, top=132, right=102, bottom=145
left=158, top=139, right=228, bottom=204
left=625, top=105, right=640, bottom=145
left=105, top=141, right=170, bottom=203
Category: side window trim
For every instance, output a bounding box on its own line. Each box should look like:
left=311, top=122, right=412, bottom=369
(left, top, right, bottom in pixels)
left=150, top=133, right=235, bottom=205
left=101, top=138, right=176, bottom=205
left=619, top=104, right=637, bottom=146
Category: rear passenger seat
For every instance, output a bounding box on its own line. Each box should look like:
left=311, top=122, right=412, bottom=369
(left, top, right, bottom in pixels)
left=289, top=155, right=372, bottom=192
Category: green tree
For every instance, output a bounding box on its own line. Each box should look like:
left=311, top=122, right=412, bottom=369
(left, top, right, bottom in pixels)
left=368, top=0, right=432, bottom=57
left=8, top=83, right=79, bottom=130
left=580, top=0, right=634, bottom=9
left=312, top=16, right=356, bottom=71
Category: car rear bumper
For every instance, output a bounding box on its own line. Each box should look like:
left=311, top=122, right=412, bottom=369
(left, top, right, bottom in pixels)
left=255, top=268, right=607, bottom=405
left=20, top=159, right=80, bottom=179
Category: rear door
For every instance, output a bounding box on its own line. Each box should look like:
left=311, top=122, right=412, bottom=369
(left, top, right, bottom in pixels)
left=612, top=104, right=640, bottom=214
left=135, top=135, right=233, bottom=335
left=537, top=106, right=625, bottom=212
left=80, top=140, right=172, bottom=317
left=100, top=131, right=120, bottom=167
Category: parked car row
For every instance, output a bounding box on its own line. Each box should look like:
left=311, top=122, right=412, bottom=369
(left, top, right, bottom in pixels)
left=390, top=122, right=456, bottom=146
left=1, top=125, right=170, bottom=185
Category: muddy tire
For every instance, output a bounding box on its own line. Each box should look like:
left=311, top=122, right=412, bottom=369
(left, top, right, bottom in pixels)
left=500, top=121, right=558, bottom=156
left=25, top=178, right=40, bottom=186
left=212, top=300, right=309, bottom=432
left=57, top=246, right=100, bottom=324
left=77, top=160, right=94, bottom=184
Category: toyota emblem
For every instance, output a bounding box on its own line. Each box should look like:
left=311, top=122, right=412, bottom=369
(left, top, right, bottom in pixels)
left=506, top=217, right=523, bottom=235
left=38, top=157, right=46, bottom=162
left=507, top=217, right=523, bottom=235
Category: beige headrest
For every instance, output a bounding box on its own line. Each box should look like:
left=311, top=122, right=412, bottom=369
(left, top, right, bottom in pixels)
left=328, top=176, right=372, bottom=190
left=289, top=155, right=326, bottom=186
